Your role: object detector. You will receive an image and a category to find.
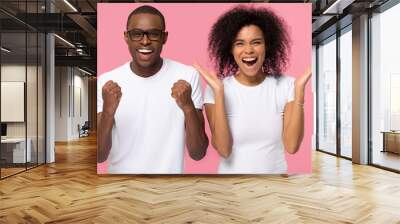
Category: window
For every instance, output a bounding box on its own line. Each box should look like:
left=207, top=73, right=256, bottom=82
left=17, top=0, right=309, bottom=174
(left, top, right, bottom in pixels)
left=370, top=2, right=400, bottom=171
left=339, top=27, right=352, bottom=158
left=317, top=35, right=337, bottom=155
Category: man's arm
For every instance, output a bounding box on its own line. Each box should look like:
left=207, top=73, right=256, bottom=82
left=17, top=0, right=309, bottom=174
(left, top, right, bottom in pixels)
left=183, top=108, right=209, bottom=161
left=171, top=80, right=209, bottom=161
left=97, top=81, right=122, bottom=163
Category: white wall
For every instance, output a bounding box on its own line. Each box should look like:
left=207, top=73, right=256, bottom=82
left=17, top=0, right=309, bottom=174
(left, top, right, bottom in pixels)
left=55, top=66, right=69, bottom=141
left=72, top=72, right=89, bottom=138
left=54, top=66, right=89, bottom=141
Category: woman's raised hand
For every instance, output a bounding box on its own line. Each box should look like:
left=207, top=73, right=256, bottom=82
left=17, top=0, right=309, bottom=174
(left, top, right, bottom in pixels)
left=295, top=66, right=312, bottom=91
left=193, top=63, right=223, bottom=93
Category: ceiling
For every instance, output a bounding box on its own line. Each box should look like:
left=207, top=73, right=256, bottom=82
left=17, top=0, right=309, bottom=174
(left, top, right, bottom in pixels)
left=0, top=0, right=393, bottom=74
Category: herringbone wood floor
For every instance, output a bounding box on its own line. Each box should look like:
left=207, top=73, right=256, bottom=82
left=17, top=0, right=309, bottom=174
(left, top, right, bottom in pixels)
left=1, top=135, right=400, bottom=224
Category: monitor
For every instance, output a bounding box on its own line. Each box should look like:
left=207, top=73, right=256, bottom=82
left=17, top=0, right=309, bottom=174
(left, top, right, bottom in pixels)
left=1, top=123, right=7, bottom=137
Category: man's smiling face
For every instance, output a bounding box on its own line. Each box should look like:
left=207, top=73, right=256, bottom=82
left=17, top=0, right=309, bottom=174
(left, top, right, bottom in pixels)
left=124, top=13, right=168, bottom=75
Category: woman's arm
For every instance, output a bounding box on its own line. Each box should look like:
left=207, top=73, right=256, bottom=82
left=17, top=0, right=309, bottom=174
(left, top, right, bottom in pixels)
left=204, top=89, right=233, bottom=158
left=282, top=68, right=311, bottom=154
left=194, top=63, right=233, bottom=158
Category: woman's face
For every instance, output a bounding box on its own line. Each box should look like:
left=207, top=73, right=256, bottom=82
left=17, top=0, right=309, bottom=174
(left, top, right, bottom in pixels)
left=231, top=25, right=266, bottom=77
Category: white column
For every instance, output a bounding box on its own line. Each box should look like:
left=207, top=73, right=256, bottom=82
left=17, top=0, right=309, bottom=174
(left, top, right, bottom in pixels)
left=352, top=14, right=369, bottom=164
left=46, top=1, right=55, bottom=163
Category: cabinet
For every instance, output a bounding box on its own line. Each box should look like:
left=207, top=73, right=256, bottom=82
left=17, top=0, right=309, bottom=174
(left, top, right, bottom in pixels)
left=0, top=138, right=32, bottom=165
left=382, top=131, right=400, bottom=154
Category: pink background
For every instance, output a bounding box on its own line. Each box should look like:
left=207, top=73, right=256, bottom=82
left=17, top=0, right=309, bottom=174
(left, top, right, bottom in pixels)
left=97, top=3, right=312, bottom=174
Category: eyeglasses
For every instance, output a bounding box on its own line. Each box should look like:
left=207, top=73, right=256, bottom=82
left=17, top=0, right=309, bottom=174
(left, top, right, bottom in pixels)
left=126, top=29, right=165, bottom=41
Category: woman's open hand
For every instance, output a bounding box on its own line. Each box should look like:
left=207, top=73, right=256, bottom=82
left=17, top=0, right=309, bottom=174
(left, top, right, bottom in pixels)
left=295, top=66, right=312, bottom=92
left=193, top=63, right=223, bottom=93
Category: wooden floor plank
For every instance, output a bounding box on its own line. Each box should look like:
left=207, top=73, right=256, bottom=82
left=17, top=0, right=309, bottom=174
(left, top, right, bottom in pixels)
left=0, top=135, right=399, bottom=223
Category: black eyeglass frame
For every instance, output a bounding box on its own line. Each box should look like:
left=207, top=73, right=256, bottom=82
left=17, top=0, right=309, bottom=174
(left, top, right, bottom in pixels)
left=125, top=29, right=167, bottom=41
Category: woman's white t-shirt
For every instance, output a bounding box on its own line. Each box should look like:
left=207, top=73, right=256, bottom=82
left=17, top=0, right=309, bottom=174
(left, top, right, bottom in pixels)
left=204, top=75, right=295, bottom=174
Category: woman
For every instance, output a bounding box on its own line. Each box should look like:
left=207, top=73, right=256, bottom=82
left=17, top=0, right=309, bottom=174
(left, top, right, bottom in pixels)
left=193, top=6, right=311, bottom=174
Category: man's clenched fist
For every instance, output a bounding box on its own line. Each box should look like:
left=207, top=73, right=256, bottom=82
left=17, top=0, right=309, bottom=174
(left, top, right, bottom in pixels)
left=171, top=80, right=194, bottom=113
left=102, top=80, right=122, bottom=116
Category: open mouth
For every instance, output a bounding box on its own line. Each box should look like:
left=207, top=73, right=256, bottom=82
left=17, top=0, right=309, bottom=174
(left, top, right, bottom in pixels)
left=136, top=48, right=154, bottom=61
left=137, top=48, right=153, bottom=54
left=242, top=57, right=257, bottom=66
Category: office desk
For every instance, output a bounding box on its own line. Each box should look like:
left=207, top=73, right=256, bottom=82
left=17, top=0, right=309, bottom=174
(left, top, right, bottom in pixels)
left=1, top=138, right=31, bottom=163
left=381, top=131, right=400, bottom=154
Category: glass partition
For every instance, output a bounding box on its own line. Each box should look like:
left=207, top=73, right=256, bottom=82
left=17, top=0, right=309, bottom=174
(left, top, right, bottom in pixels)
left=0, top=1, right=46, bottom=179
left=1, top=30, right=28, bottom=177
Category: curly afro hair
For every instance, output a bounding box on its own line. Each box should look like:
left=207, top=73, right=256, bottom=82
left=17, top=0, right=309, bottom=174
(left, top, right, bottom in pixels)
left=208, top=5, right=291, bottom=78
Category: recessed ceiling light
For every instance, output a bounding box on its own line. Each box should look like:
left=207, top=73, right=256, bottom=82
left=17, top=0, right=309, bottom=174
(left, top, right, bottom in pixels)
left=1, top=47, right=11, bottom=53
left=63, top=0, right=78, bottom=12
left=77, top=67, right=93, bottom=76
left=322, top=0, right=354, bottom=15
left=54, top=34, right=75, bottom=48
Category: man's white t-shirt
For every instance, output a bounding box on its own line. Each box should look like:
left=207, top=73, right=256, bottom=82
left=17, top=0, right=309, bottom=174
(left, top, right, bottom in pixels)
left=204, top=75, right=295, bottom=174
left=97, top=58, right=203, bottom=174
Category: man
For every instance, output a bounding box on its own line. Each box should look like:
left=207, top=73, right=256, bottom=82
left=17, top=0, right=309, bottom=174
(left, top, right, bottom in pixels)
left=97, top=5, right=209, bottom=174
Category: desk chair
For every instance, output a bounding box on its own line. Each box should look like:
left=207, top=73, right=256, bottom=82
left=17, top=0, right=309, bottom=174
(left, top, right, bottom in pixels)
left=79, top=121, right=90, bottom=138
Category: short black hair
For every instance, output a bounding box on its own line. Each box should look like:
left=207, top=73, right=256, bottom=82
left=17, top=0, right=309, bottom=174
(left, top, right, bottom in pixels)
left=126, top=5, right=166, bottom=30
left=208, top=5, right=290, bottom=78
